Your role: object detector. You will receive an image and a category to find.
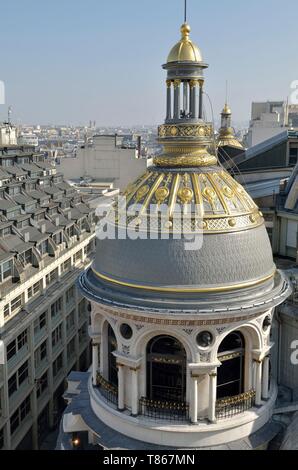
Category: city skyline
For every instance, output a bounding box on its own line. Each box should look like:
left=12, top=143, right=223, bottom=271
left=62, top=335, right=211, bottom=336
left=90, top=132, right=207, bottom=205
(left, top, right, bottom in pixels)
left=0, top=0, right=297, bottom=126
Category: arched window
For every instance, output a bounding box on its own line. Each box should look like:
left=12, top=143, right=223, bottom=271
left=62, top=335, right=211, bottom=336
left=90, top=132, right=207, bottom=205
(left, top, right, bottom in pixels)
left=108, top=324, right=118, bottom=387
left=146, top=335, right=186, bottom=403
left=217, top=331, right=245, bottom=400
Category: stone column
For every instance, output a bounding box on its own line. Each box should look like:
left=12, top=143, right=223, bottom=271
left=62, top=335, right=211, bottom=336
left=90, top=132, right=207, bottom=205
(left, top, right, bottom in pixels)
left=117, top=363, right=125, bottom=411
left=190, top=376, right=198, bottom=424
left=130, top=367, right=139, bottom=417
left=166, top=80, right=172, bottom=120
left=199, top=80, right=204, bottom=119
left=208, top=372, right=217, bottom=423
left=190, top=80, right=199, bottom=119
left=173, top=79, right=181, bottom=120
left=255, top=360, right=263, bottom=406
left=92, top=341, right=99, bottom=385
left=262, top=356, right=270, bottom=400
left=183, top=81, right=189, bottom=116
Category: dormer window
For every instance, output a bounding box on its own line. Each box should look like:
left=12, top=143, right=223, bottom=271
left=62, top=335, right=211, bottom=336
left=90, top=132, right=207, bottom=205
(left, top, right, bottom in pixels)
left=7, top=209, right=21, bottom=220
left=35, top=213, right=45, bottom=221
left=0, top=227, right=11, bottom=237
left=53, top=231, right=62, bottom=245
left=8, top=186, right=21, bottom=196
left=22, top=219, right=29, bottom=228
left=25, top=203, right=36, bottom=213
left=18, top=249, right=32, bottom=267
left=67, top=225, right=75, bottom=238
left=0, top=259, right=13, bottom=283
left=37, top=240, right=48, bottom=256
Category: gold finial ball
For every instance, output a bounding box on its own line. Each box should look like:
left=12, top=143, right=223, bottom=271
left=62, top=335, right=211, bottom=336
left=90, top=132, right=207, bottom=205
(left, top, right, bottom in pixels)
left=181, top=23, right=191, bottom=37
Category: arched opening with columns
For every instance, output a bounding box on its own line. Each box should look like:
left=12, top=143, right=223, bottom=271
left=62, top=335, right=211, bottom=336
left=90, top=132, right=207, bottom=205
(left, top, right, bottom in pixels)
left=217, top=331, right=245, bottom=400
left=146, top=335, right=187, bottom=403
left=108, top=324, right=118, bottom=387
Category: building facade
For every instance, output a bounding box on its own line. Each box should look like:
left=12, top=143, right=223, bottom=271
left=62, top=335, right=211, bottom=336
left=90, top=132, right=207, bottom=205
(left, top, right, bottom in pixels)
left=58, top=135, right=147, bottom=191
left=0, top=145, right=96, bottom=449
left=58, top=22, right=292, bottom=450
left=0, top=123, right=18, bottom=147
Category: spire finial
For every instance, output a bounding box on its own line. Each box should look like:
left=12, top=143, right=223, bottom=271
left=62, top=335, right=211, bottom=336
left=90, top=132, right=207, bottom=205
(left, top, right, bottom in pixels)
left=225, top=80, right=228, bottom=105
left=184, top=0, right=187, bottom=23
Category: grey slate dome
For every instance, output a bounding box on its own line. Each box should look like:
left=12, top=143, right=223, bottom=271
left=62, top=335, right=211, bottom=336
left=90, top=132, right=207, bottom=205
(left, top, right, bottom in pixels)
left=92, top=166, right=276, bottom=294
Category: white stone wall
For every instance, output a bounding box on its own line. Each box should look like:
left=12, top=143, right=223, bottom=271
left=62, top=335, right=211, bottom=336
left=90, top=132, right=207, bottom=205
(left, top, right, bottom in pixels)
left=0, top=234, right=95, bottom=450
left=59, top=136, right=147, bottom=191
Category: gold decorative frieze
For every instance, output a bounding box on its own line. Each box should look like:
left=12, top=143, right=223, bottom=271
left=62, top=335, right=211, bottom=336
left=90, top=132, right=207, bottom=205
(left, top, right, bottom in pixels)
left=158, top=124, right=213, bottom=139
left=114, top=168, right=265, bottom=234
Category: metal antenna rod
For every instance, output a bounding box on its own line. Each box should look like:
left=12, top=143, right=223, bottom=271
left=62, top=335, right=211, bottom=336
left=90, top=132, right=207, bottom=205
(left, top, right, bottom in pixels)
left=184, top=0, right=187, bottom=23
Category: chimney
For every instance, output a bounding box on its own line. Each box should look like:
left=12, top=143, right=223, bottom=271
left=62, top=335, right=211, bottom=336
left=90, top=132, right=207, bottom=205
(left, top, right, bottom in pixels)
left=23, top=232, right=30, bottom=242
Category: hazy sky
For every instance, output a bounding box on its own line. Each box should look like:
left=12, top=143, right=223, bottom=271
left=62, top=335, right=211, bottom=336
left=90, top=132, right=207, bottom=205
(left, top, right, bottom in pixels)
left=0, top=0, right=297, bottom=126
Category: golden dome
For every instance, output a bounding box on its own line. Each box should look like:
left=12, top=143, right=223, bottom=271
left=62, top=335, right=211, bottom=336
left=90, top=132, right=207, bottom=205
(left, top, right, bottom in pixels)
left=167, top=23, right=203, bottom=63
left=116, top=167, right=263, bottom=234
left=222, top=103, right=232, bottom=115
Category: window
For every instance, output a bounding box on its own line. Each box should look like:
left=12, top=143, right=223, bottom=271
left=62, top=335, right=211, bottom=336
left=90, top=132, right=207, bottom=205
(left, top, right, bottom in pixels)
left=46, top=268, right=58, bottom=286
left=61, top=258, right=71, bottom=273
left=28, top=281, right=40, bottom=300
left=10, top=396, right=31, bottom=435
left=7, top=340, right=16, bottom=360
left=67, top=338, right=76, bottom=359
left=18, top=361, right=29, bottom=385
left=22, top=219, right=29, bottom=228
left=66, top=286, right=75, bottom=305
left=18, top=249, right=32, bottom=266
left=36, top=372, right=48, bottom=398
left=146, top=335, right=186, bottom=403
left=35, top=213, right=45, bottom=222
left=53, top=232, right=62, bottom=245
left=17, top=330, right=28, bottom=350
left=52, top=324, right=62, bottom=348
left=0, top=260, right=12, bottom=283
left=8, top=361, right=29, bottom=397
left=84, top=241, right=93, bottom=256
left=1, top=227, right=11, bottom=237
left=6, top=210, right=19, bottom=220
left=4, top=304, right=10, bottom=318
left=34, top=312, right=47, bottom=335
left=53, top=353, right=63, bottom=377
left=34, top=341, right=47, bottom=368
left=67, top=225, right=75, bottom=238
left=6, top=330, right=28, bottom=362
left=8, top=186, right=20, bottom=196
left=78, top=299, right=86, bottom=316
left=78, top=324, right=87, bottom=343
left=66, top=310, right=75, bottom=331
left=289, top=147, right=298, bottom=166
left=11, top=295, right=22, bottom=313
left=51, top=298, right=62, bottom=319
left=8, top=374, right=17, bottom=396
left=74, top=250, right=82, bottom=264
left=37, top=240, right=48, bottom=256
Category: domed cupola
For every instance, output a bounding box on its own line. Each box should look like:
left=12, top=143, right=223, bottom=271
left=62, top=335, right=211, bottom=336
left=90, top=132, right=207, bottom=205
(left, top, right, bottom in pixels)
left=167, top=23, right=203, bottom=63
left=73, top=15, right=292, bottom=452
left=84, top=22, right=282, bottom=302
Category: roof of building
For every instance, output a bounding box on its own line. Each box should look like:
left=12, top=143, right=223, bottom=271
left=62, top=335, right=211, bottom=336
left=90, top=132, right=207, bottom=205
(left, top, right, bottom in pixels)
left=167, top=24, right=203, bottom=63
left=0, top=148, right=95, bottom=281
left=79, top=23, right=288, bottom=314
